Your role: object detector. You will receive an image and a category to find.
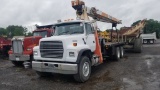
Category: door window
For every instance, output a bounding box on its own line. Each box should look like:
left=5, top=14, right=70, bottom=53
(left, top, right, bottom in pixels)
left=85, top=23, right=93, bottom=35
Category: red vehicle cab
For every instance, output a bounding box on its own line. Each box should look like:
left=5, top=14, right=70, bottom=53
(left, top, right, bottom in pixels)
left=0, top=36, right=11, bottom=56
left=8, top=25, right=54, bottom=66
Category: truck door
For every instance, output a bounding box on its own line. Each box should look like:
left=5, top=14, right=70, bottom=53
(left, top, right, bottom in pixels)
left=85, top=23, right=96, bottom=52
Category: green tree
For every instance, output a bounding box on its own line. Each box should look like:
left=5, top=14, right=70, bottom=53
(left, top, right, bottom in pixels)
left=6, top=25, right=27, bottom=38
left=0, top=27, right=7, bottom=36
left=26, top=32, right=33, bottom=36
left=131, top=20, right=141, bottom=26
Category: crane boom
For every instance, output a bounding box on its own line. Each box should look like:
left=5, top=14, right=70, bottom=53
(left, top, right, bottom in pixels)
left=71, top=0, right=122, bottom=24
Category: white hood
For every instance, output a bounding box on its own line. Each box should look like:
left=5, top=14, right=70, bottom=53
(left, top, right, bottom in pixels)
left=40, top=34, right=85, bottom=42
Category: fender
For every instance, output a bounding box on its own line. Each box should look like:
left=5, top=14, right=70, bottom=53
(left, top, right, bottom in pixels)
left=76, top=49, right=92, bottom=64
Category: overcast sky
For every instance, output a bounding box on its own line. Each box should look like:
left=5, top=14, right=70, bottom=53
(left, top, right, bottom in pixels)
left=0, top=0, right=159, bottom=31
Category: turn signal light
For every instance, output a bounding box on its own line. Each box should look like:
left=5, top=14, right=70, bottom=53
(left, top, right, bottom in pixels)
left=73, top=43, right=77, bottom=46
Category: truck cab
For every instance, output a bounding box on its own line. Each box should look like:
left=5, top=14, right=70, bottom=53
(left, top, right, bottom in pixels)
left=140, top=32, right=157, bottom=44
left=8, top=25, right=54, bottom=67
left=0, top=36, right=11, bottom=56
left=32, top=20, right=124, bottom=82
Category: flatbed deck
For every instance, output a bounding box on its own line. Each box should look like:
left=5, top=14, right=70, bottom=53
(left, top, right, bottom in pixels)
left=105, top=42, right=125, bottom=47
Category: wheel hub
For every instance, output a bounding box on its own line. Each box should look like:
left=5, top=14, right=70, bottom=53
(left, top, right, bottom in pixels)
left=83, top=62, right=89, bottom=77
left=121, top=49, right=124, bottom=57
left=117, top=49, right=120, bottom=58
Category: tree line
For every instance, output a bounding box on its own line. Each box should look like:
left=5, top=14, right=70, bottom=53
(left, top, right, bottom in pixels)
left=0, top=25, right=33, bottom=38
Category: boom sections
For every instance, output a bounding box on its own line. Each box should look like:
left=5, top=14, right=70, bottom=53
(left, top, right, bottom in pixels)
left=71, top=0, right=121, bottom=24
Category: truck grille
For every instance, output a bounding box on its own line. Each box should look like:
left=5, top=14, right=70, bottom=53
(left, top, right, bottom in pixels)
left=12, top=40, right=23, bottom=54
left=40, top=41, right=63, bottom=59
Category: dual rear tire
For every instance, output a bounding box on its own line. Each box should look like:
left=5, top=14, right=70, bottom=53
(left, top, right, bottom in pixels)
left=143, top=39, right=154, bottom=44
left=112, top=46, right=124, bottom=61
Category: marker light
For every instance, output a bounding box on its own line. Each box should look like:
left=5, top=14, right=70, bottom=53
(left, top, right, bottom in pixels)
left=73, top=43, right=77, bottom=46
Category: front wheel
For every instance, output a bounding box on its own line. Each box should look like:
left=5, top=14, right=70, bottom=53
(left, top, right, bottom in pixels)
left=74, top=56, right=91, bottom=82
left=12, top=61, right=24, bottom=67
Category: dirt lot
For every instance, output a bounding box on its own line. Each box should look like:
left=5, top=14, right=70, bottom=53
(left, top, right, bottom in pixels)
left=0, top=40, right=160, bottom=90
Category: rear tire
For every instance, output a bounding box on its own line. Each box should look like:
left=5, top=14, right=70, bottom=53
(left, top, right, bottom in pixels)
left=74, top=56, right=91, bottom=82
left=149, top=39, right=154, bottom=44
left=12, top=61, right=24, bottom=67
left=114, top=47, right=120, bottom=61
left=36, top=71, right=52, bottom=77
left=134, top=38, right=142, bottom=53
left=120, top=47, right=124, bottom=58
left=143, top=39, right=147, bottom=44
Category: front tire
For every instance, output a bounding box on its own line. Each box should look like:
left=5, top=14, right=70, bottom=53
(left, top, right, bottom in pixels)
left=74, top=56, right=91, bottom=82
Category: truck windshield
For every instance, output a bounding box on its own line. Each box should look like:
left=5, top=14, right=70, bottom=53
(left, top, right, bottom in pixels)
left=33, top=31, right=47, bottom=38
left=54, top=22, right=84, bottom=36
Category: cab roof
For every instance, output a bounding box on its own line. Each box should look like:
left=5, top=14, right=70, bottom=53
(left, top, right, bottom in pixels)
left=36, top=24, right=54, bottom=29
left=54, top=20, right=91, bottom=26
left=35, top=20, right=91, bottom=30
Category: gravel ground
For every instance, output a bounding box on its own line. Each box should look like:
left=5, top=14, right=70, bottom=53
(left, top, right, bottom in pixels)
left=0, top=40, right=160, bottom=90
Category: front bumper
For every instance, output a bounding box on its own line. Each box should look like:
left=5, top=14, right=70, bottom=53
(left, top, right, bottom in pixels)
left=32, top=61, right=78, bottom=74
left=9, top=54, right=30, bottom=61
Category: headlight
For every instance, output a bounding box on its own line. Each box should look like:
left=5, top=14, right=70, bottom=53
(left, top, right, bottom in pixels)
left=69, top=52, right=75, bottom=57
left=34, top=51, right=38, bottom=55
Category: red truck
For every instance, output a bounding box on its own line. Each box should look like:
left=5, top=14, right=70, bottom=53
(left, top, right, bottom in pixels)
left=8, top=25, right=54, bottom=67
left=0, top=36, right=11, bottom=57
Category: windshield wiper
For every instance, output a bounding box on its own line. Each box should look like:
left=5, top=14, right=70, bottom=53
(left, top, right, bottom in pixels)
left=59, top=31, right=70, bottom=35
left=71, top=32, right=82, bottom=34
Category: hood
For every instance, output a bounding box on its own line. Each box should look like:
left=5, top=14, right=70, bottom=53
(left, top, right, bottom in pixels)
left=23, top=36, right=42, bottom=47
left=24, top=36, right=42, bottom=40
left=12, top=36, right=25, bottom=41
left=40, top=34, right=85, bottom=42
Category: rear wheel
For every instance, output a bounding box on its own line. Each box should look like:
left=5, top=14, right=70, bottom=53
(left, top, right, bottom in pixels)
left=74, top=56, right=91, bottom=82
left=143, top=39, right=147, bottom=44
left=134, top=38, right=142, bottom=53
left=120, top=47, right=124, bottom=58
left=36, top=71, right=52, bottom=77
left=115, top=47, right=120, bottom=60
left=12, top=61, right=24, bottom=67
left=149, top=39, right=154, bottom=44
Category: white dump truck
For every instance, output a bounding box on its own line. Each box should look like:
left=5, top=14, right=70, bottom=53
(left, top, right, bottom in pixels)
left=141, top=32, right=157, bottom=44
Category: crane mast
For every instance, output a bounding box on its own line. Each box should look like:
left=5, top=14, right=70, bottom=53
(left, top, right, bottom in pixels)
left=71, top=0, right=122, bottom=63
left=71, top=0, right=122, bottom=24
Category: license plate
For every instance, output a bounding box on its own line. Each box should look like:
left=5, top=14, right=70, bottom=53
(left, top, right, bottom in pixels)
left=16, top=57, right=20, bottom=61
left=48, top=64, right=54, bottom=68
